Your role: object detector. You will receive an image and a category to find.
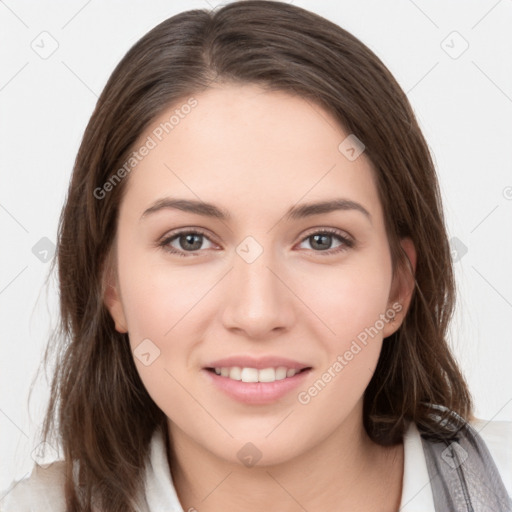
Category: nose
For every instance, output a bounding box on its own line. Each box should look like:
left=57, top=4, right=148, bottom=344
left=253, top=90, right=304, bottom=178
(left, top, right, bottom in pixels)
left=220, top=244, right=296, bottom=339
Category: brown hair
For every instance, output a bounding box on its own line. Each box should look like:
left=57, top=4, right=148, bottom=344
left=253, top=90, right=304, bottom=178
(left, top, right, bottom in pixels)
left=40, top=1, right=472, bottom=509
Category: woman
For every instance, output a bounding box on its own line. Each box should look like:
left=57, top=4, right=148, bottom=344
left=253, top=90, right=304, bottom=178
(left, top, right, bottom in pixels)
left=2, top=1, right=511, bottom=511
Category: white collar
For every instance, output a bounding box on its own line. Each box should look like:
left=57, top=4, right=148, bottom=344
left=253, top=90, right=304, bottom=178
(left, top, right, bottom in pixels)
left=399, top=421, right=436, bottom=510
left=142, top=421, right=435, bottom=511
left=143, top=428, right=184, bottom=511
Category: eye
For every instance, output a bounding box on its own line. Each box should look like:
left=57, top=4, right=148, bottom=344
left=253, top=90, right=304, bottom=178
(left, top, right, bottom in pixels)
left=158, top=227, right=354, bottom=258
left=158, top=228, right=217, bottom=257
left=297, top=228, right=354, bottom=256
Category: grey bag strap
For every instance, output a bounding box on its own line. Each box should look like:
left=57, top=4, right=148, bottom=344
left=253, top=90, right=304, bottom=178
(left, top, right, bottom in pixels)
left=418, top=409, right=512, bottom=512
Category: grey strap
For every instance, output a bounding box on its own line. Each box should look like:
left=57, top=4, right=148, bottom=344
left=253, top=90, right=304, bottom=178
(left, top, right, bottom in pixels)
left=419, top=409, right=512, bottom=512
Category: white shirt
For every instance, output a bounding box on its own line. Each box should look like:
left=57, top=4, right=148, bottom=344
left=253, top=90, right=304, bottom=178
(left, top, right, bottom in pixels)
left=1, top=419, right=511, bottom=511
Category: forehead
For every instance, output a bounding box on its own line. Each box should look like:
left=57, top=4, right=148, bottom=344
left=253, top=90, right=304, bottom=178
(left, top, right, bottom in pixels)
left=120, top=84, right=383, bottom=224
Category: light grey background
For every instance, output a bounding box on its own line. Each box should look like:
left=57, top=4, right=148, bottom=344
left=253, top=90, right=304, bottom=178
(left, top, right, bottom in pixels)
left=1, top=0, right=511, bottom=493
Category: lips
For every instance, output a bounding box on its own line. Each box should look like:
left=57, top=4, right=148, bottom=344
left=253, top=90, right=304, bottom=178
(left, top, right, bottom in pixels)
left=202, top=355, right=312, bottom=403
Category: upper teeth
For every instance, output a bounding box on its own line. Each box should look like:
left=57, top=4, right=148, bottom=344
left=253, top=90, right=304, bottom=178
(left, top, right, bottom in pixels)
left=214, top=366, right=300, bottom=382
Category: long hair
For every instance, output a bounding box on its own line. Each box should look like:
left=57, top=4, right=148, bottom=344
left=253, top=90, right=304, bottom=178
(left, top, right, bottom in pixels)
left=40, top=1, right=472, bottom=509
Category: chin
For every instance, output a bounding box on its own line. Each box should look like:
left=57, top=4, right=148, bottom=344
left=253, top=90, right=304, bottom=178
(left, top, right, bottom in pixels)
left=215, top=430, right=313, bottom=469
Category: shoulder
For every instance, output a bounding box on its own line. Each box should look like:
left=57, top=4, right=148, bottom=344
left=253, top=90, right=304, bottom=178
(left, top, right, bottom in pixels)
left=0, top=461, right=67, bottom=512
left=469, top=417, right=512, bottom=497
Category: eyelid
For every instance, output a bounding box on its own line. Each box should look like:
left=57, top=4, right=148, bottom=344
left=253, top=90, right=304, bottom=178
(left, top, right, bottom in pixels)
left=300, top=226, right=354, bottom=243
left=158, top=226, right=217, bottom=245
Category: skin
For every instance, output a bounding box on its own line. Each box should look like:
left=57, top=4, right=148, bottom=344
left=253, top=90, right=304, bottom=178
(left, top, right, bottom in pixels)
left=105, top=83, right=417, bottom=512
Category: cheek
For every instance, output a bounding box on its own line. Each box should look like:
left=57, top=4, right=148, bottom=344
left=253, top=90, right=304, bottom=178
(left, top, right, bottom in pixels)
left=116, top=253, right=205, bottom=418
left=293, top=262, right=392, bottom=418
left=296, top=256, right=393, bottom=344
left=118, top=246, right=203, bottom=343
left=292, top=250, right=393, bottom=397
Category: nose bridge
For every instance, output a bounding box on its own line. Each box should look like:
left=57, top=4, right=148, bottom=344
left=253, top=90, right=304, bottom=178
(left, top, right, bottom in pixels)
left=221, top=234, right=293, bottom=334
left=234, top=234, right=282, bottom=306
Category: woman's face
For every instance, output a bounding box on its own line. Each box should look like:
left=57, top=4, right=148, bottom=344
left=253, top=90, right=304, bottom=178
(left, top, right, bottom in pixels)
left=105, top=83, right=415, bottom=466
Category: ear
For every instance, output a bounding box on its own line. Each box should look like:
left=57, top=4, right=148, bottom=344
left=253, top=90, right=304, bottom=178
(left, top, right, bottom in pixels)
left=382, top=237, right=417, bottom=338
left=102, top=253, right=128, bottom=334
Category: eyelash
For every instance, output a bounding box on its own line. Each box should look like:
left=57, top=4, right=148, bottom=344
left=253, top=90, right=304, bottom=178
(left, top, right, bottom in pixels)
left=157, top=227, right=354, bottom=258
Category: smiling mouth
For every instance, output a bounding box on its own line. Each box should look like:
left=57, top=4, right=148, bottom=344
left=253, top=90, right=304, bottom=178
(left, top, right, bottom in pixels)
left=205, top=366, right=312, bottom=383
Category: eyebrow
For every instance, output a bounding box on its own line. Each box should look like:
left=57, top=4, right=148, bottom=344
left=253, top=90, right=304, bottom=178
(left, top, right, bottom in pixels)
left=140, top=197, right=371, bottom=222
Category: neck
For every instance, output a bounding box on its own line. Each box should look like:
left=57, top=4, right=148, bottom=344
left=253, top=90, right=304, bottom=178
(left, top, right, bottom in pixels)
left=166, top=405, right=404, bottom=512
